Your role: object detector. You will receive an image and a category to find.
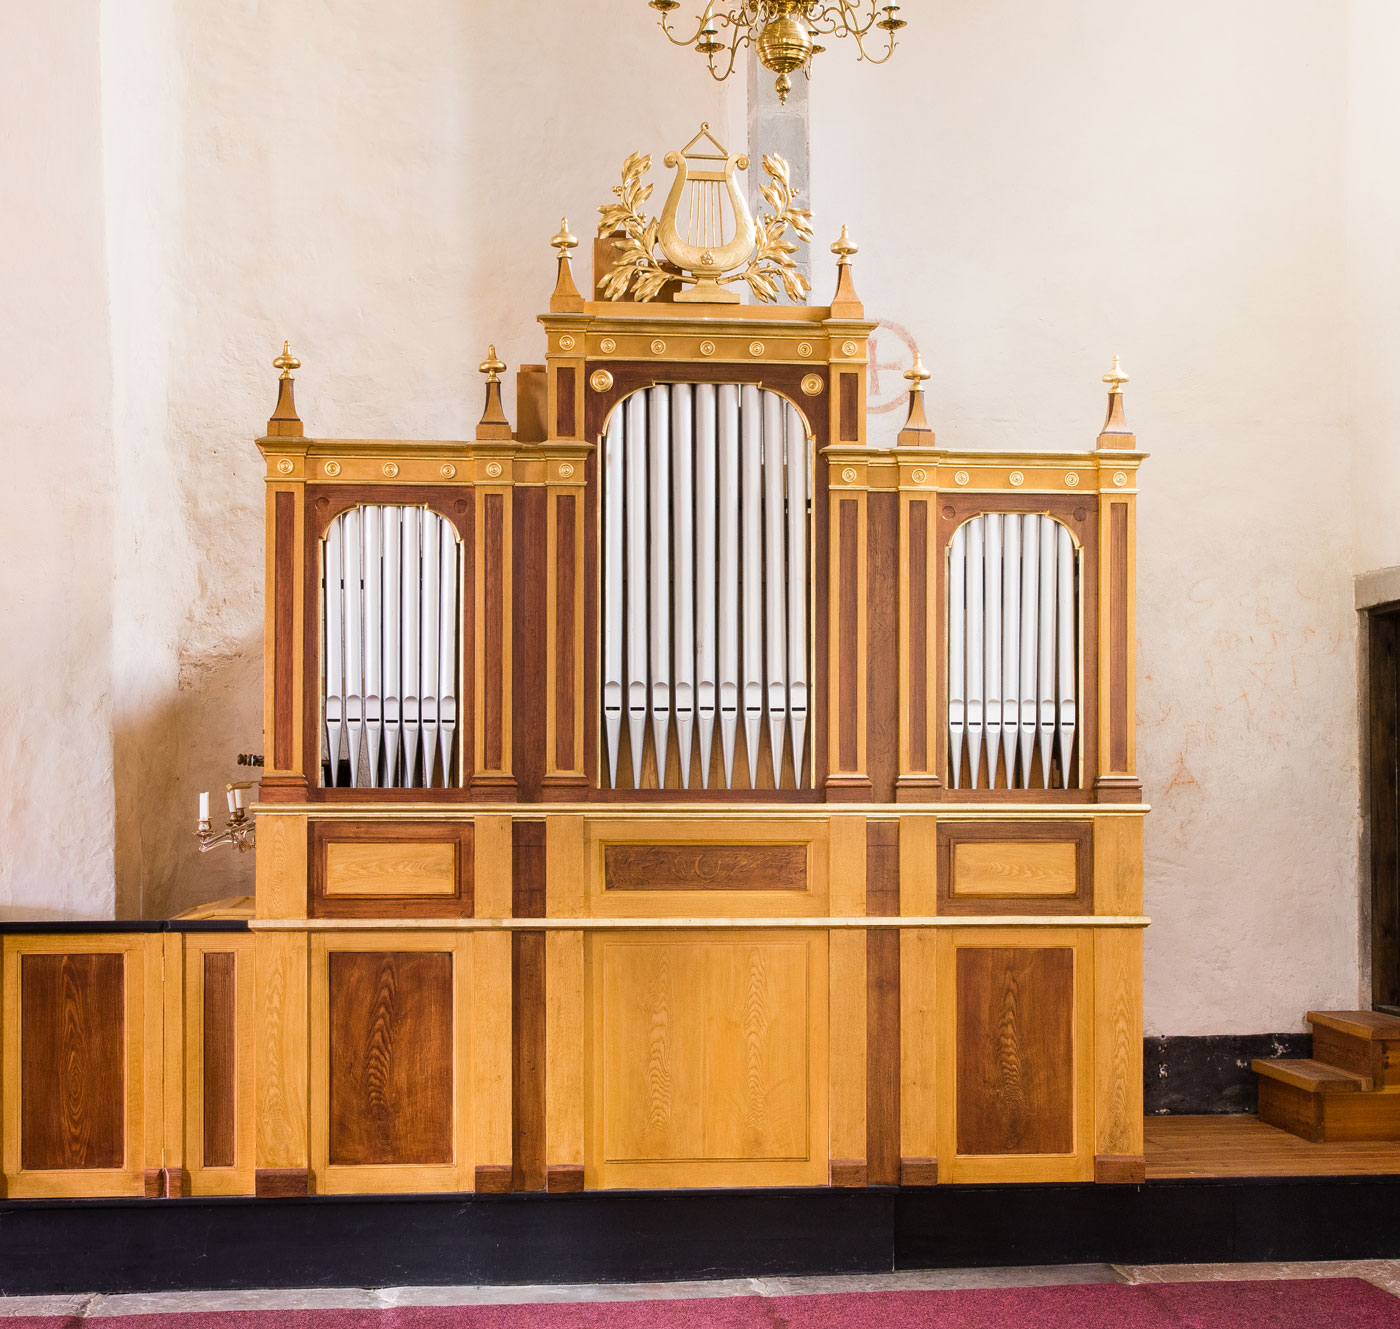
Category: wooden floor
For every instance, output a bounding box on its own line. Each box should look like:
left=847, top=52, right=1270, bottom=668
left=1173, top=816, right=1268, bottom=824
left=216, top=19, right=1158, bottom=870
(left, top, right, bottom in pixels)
left=1146, top=1113, right=1400, bottom=1179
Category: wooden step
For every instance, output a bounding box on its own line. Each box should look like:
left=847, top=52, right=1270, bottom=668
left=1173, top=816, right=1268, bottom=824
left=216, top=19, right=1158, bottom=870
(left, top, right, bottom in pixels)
left=1307, top=1011, right=1400, bottom=1088
left=1307, top=1010, right=1400, bottom=1041
left=1250, top=1058, right=1365, bottom=1093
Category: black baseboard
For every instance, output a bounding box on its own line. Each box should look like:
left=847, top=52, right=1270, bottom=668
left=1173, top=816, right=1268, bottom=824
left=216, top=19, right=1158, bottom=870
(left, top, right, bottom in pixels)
left=6, top=1178, right=1400, bottom=1296
left=1145, top=1034, right=1312, bottom=1115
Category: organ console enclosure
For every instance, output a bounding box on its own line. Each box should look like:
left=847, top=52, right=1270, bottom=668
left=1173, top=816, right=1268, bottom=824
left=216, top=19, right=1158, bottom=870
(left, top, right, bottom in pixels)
left=0, top=130, right=1147, bottom=1200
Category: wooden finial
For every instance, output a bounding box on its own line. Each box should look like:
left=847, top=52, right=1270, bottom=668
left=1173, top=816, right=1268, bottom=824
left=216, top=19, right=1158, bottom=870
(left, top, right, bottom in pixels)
left=476, top=344, right=513, bottom=440
left=829, top=225, right=864, bottom=318
left=267, top=340, right=303, bottom=437
left=897, top=351, right=937, bottom=447
left=1097, top=355, right=1136, bottom=450
left=550, top=217, right=586, bottom=313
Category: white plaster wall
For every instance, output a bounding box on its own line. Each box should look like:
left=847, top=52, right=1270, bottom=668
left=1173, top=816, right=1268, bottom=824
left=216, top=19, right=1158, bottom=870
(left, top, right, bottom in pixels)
left=0, top=5, right=116, bottom=919
left=812, top=0, right=1360, bottom=1034
left=1347, top=0, right=1400, bottom=578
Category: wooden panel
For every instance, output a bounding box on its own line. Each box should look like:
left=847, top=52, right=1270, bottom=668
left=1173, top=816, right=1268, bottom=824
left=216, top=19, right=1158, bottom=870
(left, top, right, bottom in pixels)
left=1145, top=1113, right=1400, bottom=1179
left=866, top=823, right=900, bottom=1184
left=311, top=822, right=474, bottom=918
left=324, top=841, right=457, bottom=896
left=471, top=931, right=513, bottom=1183
left=867, top=491, right=899, bottom=803
left=21, top=954, right=124, bottom=1171
left=954, top=842, right=1077, bottom=897
left=1109, top=502, right=1129, bottom=771
left=589, top=932, right=827, bottom=1189
left=483, top=491, right=506, bottom=772
left=1372, top=608, right=1400, bottom=1006
left=255, top=931, right=308, bottom=1175
left=837, top=498, right=860, bottom=771
left=556, top=366, right=577, bottom=437
left=202, top=952, right=237, bottom=1169
left=328, top=951, right=454, bottom=1167
left=907, top=498, right=929, bottom=772
left=900, top=816, right=938, bottom=918
left=900, top=929, right=938, bottom=1172
left=513, top=484, right=547, bottom=800
left=273, top=490, right=296, bottom=770
left=600, top=939, right=809, bottom=1162
left=255, top=811, right=309, bottom=920
left=587, top=820, right=829, bottom=919
left=604, top=844, right=807, bottom=893
left=1093, top=928, right=1143, bottom=1162
left=839, top=371, right=860, bottom=443
left=938, top=822, right=1093, bottom=916
left=471, top=813, right=513, bottom=919
left=545, top=929, right=585, bottom=1182
left=513, top=819, right=546, bottom=1191
left=553, top=492, right=578, bottom=774
left=955, top=947, right=1074, bottom=1156
left=1093, top=815, right=1144, bottom=916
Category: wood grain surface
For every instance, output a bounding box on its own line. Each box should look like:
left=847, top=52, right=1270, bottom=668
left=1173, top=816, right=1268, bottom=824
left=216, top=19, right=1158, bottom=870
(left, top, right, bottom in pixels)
left=328, top=951, right=454, bottom=1167
left=21, top=953, right=125, bottom=1171
left=513, top=819, right=547, bottom=1190
left=201, top=952, right=237, bottom=1169
left=955, top=946, right=1074, bottom=1156
left=272, top=491, right=296, bottom=770
left=938, top=822, right=1093, bottom=916
left=483, top=492, right=506, bottom=772
left=311, top=822, right=474, bottom=919
left=603, top=844, right=807, bottom=893
left=866, top=491, right=899, bottom=803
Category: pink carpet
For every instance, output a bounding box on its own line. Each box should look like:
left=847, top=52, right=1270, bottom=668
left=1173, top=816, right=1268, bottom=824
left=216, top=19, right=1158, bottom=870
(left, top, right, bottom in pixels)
left=10, top=1279, right=1400, bottom=1327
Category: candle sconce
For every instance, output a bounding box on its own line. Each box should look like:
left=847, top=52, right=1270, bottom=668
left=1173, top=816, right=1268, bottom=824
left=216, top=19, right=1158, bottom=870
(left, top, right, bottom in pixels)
left=195, top=780, right=258, bottom=854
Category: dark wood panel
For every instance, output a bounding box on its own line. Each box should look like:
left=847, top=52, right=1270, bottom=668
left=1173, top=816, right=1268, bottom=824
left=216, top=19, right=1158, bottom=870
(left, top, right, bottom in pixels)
left=1095, top=1154, right=1146, bottom=1184
left=556, top=366, right=577, bottom=438
left=202, top=952, right=237, bottom=1169
left=474, top=1164, right=513, bottom=1194
left=838, top=498, right=859, bottom=771
left=513, top=485, right=547, bottom=800
left=867, top=822, right=900, bottom=917
left=273, top=491, right=295, bottom=770
left=839, top=372, right=860, bottom=443
left=254, top=1167, right=310, bottom=1198
left=956, top=947, right=1075, bottom=1156
left=829, top=1160, right=867, bottom=1187
left=328, top=951, right=454, bottom=1167
left=310, top=821, right=475, bottom=919
left=908, top=499, right=929, bottom=772
left=554, top=493, right=577, bottom=773
left=483, top=492, right=505, bottom=772
left=546, top=1164, right=585, bottom=1193
left=513, top=820, right=546, bottom=1192
left=900, top=1157, right=939, bottom=1186
left=867, top=491, right=898, bottom=803
left=866, top=928, right=900, bottom=1186
left=936, top=822, right=1093, bottom=916
left=1372, top=609, right=1400, bottom=1006
left=1110, top=503, right=1129, bottom=771
left=21, top=953, right=125, bottom=1171
left=603, top=843, right=807, bottom=892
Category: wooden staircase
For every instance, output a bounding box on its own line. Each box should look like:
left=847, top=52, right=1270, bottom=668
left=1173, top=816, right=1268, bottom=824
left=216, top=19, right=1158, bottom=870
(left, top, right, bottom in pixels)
left=1253, top=1011, right=1400, bottom=1142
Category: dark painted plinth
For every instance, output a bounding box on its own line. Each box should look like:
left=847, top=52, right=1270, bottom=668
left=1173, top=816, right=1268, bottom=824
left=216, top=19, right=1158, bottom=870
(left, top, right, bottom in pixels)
left=6, top=1177, right=1400, bottom=1296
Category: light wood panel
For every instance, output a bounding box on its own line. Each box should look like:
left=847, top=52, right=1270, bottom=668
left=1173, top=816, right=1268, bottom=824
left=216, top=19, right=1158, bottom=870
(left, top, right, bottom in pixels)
left=1093, top=928, right=1143, bottom=1163
left=953, top=842, right=1078, bottom=898
left=1145, top=1113, right=1400, bottom=1179
left=900, top=928, right=938, bottom=1174
left=471, top=930, right=513, bottom=1185
left=255, top=930, right=309, bottom=1192
left=1093, top=814, right=1143, bottom=915
left=2, top=935, right=159, bottom=1198
left=324, top=842, right=457, bottom=896
left=545, top=928, right=585, bottom=1189
left=256, top=813, right=309, bottom=920
left=587, top=930, right=827, bottom=1189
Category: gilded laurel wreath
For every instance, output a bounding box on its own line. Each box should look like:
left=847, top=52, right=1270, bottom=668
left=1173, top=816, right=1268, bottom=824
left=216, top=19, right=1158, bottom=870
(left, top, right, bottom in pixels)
left=597, top=152, right=813, bottom=304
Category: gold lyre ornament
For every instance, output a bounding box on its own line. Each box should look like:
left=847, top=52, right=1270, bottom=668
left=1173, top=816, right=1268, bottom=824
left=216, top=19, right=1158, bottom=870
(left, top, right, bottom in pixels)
left=597, top=124, right=813, bottom=304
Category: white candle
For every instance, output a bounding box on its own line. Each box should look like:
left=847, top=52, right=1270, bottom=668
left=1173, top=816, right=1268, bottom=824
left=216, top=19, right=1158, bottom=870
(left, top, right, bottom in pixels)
left=226, top=788, right=237, bottom=814
left=232, top=786, right=246, bottom=811
left=199, top=791, right=210, bottom=821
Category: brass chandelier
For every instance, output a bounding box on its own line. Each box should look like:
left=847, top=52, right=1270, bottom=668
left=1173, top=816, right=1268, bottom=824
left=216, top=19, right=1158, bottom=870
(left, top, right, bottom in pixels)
left=648, top=1, right=906, bottom=102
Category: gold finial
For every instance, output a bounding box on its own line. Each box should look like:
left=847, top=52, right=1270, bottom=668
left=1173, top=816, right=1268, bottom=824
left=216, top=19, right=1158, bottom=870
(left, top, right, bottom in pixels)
left=1103, top=355, right=1129, bottom=395
left=551, top=217, right=578, bottom=254
left=904, top=352, right=931, bottom=388
left=479, top=344, right=506, bottom=384
left=273, top=340, right=300, bottom=381
left=831, top=225, right=858, bottom=264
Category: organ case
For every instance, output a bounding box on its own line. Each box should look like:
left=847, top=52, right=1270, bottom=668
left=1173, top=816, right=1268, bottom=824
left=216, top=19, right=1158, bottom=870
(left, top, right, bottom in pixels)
left=0, top=128, right=1147, bottom=1202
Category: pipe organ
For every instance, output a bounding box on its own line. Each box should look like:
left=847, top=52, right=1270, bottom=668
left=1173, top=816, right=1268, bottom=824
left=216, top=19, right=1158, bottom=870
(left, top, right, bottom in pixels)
left=0, top=131, right=1148, bottom=1204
